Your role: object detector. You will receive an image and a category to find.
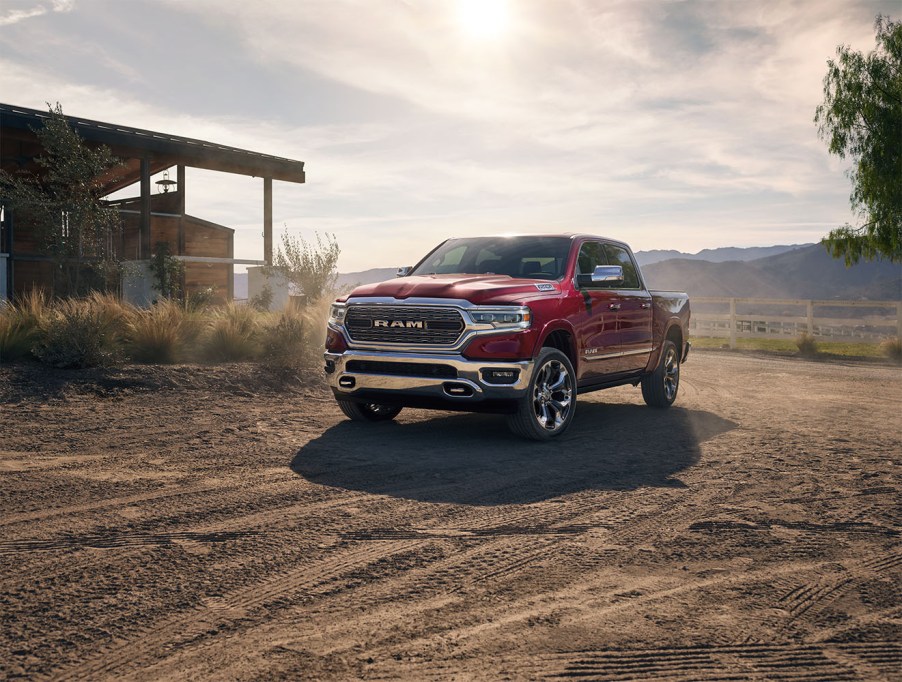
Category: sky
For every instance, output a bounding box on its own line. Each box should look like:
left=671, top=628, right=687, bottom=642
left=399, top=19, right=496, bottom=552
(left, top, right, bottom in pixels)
left=0, top=0, right=896, bottom=272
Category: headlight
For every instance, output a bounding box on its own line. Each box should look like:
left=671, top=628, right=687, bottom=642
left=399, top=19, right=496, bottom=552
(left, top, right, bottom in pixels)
left=329, top=303, right=347, bottom=325
left=470, top=307, right=531, bottom=329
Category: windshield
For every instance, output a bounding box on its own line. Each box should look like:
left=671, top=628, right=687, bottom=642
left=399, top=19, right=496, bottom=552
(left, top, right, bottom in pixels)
left=410, top=237, right=572, bottom=280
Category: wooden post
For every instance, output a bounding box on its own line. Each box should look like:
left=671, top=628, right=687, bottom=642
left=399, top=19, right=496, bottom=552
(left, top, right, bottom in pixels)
left=263, top=177, right=273, bottom=265
left=807, top=300, right=815, bottom=335
left=177, top=165, right=187, bottom=297
left=4, top=205, right=12, bottom=300
left=227, top=235, right=234, bottom=301
left=139, top=157, right=151, bottom=260
left=729, top=298, right=736, bottom=349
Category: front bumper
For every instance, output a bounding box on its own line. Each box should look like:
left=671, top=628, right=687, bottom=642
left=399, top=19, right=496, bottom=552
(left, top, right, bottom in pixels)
left=324, top=350, right=535, bottom=404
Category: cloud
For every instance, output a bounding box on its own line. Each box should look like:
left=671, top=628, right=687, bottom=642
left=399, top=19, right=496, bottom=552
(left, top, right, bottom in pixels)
left=0, top=0, right=72, bottom=26
left=2, top=0, right=897, bottom=269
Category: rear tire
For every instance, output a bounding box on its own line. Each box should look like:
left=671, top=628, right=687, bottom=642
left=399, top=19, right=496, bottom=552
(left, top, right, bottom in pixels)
left=336, top=399, right=402, bottom=422
left=641, top=339, right=680, bottom=407
left=507, top=348, right=576, bottom=440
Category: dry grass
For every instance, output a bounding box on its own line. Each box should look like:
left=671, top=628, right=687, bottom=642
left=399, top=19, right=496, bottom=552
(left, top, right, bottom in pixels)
left=201, top=303, right=262, bottom=362
left=33, top=295, right=130, bottom=368
left=126, top=299, right=190, bottom=364
left=0, top=290, right=51, bottom=363
left=2, top=292, right=334, bottom=373
left=795, top=333, right=819, bottom=357
left=879, top=337, right=902, bottom=362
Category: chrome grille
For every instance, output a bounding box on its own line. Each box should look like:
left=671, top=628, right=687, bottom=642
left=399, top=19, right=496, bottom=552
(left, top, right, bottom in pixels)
left=345, top=305, right=465, bottom=345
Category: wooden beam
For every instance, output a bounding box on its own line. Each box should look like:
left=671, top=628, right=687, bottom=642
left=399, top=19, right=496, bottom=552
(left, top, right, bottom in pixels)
left=263, top=177, right=273, bottom=265
left=171, top=256, right=265, bottom=265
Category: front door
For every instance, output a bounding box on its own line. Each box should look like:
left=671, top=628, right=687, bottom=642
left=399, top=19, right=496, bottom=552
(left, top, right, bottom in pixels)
left=572, top=241, right=621, bottom=384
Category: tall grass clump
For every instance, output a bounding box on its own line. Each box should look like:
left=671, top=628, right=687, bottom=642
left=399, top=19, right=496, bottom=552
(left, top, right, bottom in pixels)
left=34, top=294, right=130, bottom=368
left=0, top=290, right=50, bottom=362
left=795, top=332, right=819, bottom=357
left=879, top=336, right=902, bottom=362
left=260, top=310, right=313, bottom=371
left=201, top=303, right=261, bottom=362
left=126, top=299, right=193, bottom=363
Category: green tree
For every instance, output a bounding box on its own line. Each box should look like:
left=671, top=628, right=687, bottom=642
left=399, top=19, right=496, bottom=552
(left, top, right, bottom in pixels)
left=149, top=241, right=184, bottom=300
left=0, top=103, right=123, bottom=295
left=272, top=230, right=340, bottom=302
left=815, top=15, right=902, bottom=264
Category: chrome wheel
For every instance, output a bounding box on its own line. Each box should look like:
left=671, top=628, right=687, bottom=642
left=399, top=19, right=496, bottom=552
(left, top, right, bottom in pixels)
left=641, top=339, right=680, bottom=408
left=532, top=359, right=574, bottom=432
left=663, top=346, right=679, bottom=401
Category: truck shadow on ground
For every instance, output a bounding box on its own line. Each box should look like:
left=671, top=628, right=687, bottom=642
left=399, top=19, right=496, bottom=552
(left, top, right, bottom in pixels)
left=291, top=402, right=737, bottom=505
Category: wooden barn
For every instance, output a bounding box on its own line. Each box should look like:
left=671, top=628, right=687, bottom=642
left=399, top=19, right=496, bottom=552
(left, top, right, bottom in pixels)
left=0, top=103, right=305, bottom=302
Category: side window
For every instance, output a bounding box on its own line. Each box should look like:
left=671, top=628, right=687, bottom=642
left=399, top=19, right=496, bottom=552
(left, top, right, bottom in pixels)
left=576, top=241, right=606, bottom=275
left=427, top=244, right=467, bottom=273
left=603, top=244, right=641, bottom=289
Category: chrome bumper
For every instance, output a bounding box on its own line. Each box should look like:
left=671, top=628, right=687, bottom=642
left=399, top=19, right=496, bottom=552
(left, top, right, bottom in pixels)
left=324, top=350, right=535, bottom=402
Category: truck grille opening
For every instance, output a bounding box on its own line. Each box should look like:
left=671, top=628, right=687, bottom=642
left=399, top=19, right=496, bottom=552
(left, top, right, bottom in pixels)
left=345, top=360, right=458, bottom=379
left=345, top=306, right=465, bottom=345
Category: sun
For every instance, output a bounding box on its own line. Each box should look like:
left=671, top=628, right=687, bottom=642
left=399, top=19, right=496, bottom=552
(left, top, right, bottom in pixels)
left=457, top=0, right=510, bottom=40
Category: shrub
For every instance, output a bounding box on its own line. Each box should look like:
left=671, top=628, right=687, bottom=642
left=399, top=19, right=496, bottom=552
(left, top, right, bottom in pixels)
left=127, top=299, right=190, bottom=363
left=249, top=285, right=274, bottom=312
left=0, top=290, right=49, bottom=362
left=879, top=337, right=902, bottom=362
left=0, top=310, right=36, bottom=362
left=186, top=286, right=216, bottom=312
left=260, top=311, right=314, bottom=371
left=202, top=303, right=260, bottom=362
left=796, top=332, right=819, bottom=357
left=34, top=295, right=129, bottom=368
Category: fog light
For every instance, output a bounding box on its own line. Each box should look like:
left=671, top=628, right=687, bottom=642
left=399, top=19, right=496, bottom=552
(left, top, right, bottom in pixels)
left=482, top=369, right=520, bottom=385
left=338, top=376, right=356, bottom=388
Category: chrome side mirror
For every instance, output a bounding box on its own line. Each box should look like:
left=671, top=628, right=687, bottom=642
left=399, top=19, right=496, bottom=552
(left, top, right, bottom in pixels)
left=576, top=265, right=624, bottom=288
left=396, top=266, right=412, bottom=277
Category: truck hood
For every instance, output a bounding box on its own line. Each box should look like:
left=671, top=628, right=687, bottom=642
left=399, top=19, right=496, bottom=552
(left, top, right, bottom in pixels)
left=344, top=274, right=561, bottom=305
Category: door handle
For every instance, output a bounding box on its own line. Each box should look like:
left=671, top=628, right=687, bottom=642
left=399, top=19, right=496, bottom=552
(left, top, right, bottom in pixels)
left=640, top=302, right=651, bottom=309
left=608, top=303, right=621, bottom=311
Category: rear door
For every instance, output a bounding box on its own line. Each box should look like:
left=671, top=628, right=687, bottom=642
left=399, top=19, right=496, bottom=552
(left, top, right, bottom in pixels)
left=603, top=243, right=653, bottom=372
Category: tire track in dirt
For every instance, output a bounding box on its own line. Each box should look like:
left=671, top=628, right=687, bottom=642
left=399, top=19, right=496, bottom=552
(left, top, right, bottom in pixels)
left=0, top=530, right=262, bottom=554
left=365, top=642, right=901, bottom=681
left=380, top=550, right=902, bottom=668
left=543, top=643, right=868, bottom=681
left=58, top=539, right=426, bottom=682
left=87, top=498, right=621, bottom=679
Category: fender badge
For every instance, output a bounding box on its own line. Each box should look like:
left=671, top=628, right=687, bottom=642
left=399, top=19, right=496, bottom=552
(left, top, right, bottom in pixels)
left=534, top=283, right=556, bottom=291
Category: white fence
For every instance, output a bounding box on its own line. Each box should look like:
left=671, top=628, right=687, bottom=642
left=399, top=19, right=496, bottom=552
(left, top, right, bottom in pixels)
left=690, top=297, right=902, bottom=348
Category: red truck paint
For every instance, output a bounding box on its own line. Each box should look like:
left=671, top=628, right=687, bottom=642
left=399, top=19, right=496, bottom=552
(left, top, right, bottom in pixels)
left=325, top=234, right=689, bottom=440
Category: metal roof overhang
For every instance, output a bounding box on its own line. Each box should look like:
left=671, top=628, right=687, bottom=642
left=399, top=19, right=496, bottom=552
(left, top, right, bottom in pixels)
left=0, top=103, right=306, bottom=191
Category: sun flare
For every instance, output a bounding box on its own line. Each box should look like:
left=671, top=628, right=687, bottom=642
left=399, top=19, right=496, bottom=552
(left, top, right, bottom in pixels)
left=457, top=0, right=510, bottom=40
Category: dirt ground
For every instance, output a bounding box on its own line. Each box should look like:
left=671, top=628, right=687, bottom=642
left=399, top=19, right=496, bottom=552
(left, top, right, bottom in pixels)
left=0, top=352, right=899, bottom=681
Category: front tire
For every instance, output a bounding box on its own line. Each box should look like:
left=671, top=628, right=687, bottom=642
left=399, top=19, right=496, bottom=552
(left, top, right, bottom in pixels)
left=641, top=339, right=680, bottom=407
left=507, top=348, right=576, bottom=440
left=336, top=399, right=402, bottom=422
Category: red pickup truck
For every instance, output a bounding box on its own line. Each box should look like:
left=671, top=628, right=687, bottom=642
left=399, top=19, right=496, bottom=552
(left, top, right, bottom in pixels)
left=324, top=234, right=690, bottom=440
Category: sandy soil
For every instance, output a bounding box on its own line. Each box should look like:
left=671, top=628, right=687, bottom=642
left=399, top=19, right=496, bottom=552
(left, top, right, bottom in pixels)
left=0, top=352, right=899, bottom=681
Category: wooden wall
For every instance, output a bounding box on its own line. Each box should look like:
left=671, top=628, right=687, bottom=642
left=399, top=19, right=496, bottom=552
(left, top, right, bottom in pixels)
left=5, top=199, right=234, bottom=301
